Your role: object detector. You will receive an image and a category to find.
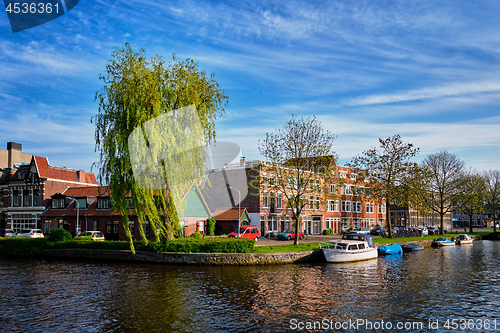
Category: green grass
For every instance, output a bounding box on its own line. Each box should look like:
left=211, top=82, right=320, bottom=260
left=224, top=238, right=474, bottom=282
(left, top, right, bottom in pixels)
left=252, top=242, right=321, bottom=253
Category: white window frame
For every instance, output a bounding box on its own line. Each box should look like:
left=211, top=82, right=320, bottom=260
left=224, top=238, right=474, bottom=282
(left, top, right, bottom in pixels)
left=341, top=200, right=351, bottom=212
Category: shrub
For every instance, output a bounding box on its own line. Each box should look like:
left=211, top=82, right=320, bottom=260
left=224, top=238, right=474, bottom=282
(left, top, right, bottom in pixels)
left=190, top=231, right=202, bottom=239
left=207, top=218, right=216, bottom=236
left=146, top=238, right=254, bottom=253
left=323, top=228, right=334, bottom=235
left=0, top=238, right=48, bottom=256
left=49, top=228, right=72, bottom=242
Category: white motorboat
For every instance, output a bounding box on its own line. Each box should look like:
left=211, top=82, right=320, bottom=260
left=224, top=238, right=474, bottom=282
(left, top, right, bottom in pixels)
left=320, top=234, right=378, bottom=263
left=455, top=234, right=473, bottom=244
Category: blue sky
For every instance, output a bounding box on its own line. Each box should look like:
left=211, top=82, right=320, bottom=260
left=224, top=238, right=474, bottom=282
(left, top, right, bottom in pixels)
left=1, top=0, right=500, bottom=174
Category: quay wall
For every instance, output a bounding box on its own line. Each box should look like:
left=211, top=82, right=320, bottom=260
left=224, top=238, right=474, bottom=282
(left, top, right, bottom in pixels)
left=39, top=248, right=323, bottom=265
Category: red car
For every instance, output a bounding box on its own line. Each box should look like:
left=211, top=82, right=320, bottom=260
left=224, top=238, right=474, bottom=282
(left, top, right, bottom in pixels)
left=277, top=230, right=304, bottom=240
left=228, top=226, right=260, bottom=241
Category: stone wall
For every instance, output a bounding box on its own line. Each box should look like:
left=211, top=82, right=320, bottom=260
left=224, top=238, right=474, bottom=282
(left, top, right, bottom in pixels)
left=39, top=248, right=323, bottom=265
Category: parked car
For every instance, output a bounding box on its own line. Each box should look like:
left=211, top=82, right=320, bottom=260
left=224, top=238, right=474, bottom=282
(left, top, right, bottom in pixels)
left=0, top=228, right=16, bottom=237
left=16, top=229, right=44, bottom=238
left=352, top=228, right=370, bottom=234
left=370, top=227, right=386, bottom=236
left=418, top=227, right=428, bottom=236
left=74, top=231, right=105, bottom=241
left=228, top=226, right=260, bottom=241
left=427, top=227, right=437, bottom=235
left=277, top=230, right=304, bottom=240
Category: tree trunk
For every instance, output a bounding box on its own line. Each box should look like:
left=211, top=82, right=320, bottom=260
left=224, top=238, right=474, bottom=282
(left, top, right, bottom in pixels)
left=469, top=213, right=474, bottom=234
left=386, top=202, right=393, bottom=238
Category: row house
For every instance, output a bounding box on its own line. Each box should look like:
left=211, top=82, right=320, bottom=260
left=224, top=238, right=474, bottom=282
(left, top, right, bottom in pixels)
left=42, top=183, right=211, bottom=240
left=0, top=146, right=98, bottom=232
left=200, top=158, right=387, bottom=237
left=389, top=203, right=452, bottom=229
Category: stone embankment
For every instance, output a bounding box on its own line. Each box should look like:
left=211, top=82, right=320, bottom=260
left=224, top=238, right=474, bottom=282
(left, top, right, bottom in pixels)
left=39, top=248, right=323, bottom=265
left=38, top=234, right=485, bottom=265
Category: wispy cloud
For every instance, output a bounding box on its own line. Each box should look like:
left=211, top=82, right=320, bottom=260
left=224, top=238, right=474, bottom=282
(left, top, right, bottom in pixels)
left=344, top=80, right=500, bottom=106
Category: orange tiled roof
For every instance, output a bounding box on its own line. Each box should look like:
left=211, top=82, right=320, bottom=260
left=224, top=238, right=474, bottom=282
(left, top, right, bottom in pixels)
left=62, top=186, right=109, bottom=197
left=212, top=207, right=247, bottom=221
left=34, top=156, right=97, bottom=185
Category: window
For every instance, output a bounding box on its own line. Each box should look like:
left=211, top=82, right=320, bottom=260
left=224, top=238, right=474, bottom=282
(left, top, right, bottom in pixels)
left=98, top=198, right=111, bottom=209
left=353, top=201, right=362, bottom=213
left=93, top=220, right=100, bottom=231
left=23, top=190, right=30, bottom=207
left=341, top=200, right=351, bottom=212
left=340, top=171, right=347, bottom=178
left=127, top=198, right=135, bottom=209
left=329, top=184, right=337, bottom=193
left=285, top=215, right=290, bottom=231
left=142, top=222, right=150, bottom=238
left=12, top=190, right=20, bottom=207
left=129, top=222, right=135, bottom=237
left=52, top=198, right=65, bottom=209
left=378, top=204, right=386, bottom=214
left=268, top=216, right=278, bottom=232
left=379, top=218, right=385, bottom=227
left=263, top=192, right=269, bottom=208
left=276, top=193, right=282, bottom=209
left=262, top=173, right=268, bottom=186
left=33, top=189, right=39, bottom=206
left=309, top=195, right=314, bottom=210
left=75, top=198, right=87, bottom=209
left=353, top=218, right=360, bottom=229
left=350, top=173, right=357, bottom=181
left=341, top=185, right=351, bottom=195
left=366, top=203, right=374, bottom=213
left=327, top=200, right=339, bottom=212
left=315, top=196, right=320, bottom=210
left=309, top=179, right=314, bottom=191
left=316, top=180, right=321, bottom=192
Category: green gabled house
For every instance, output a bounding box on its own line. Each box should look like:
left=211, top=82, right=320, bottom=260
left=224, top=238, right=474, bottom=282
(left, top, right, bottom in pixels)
left=179, top=183, right=211, bottom=236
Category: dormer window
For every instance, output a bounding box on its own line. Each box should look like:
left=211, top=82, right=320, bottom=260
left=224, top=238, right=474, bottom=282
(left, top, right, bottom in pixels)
left=53, top=198, right=65, bottom=209
left=340, top=171, right=347, bottom=178
left=350, top=173, right=357, bottom=181
left=97, top=197, right=111, bottom=209
left=75, top=198, right=87, bottom=209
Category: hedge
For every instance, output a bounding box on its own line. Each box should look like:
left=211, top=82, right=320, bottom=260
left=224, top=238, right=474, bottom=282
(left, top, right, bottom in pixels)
left=0, top=237, right=254, bottom=256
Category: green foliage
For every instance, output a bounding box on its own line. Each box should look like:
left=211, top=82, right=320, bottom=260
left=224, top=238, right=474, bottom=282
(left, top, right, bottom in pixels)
left=189, top=231, right=203, bottom=239
left=207, top=218, right=216, bottom=236
left=322, top=228, right=334, bottom=235
left=146, top=238, right=254, bottom=253
left=0, top=238, right=48, bottom=256
left=347, top=134, right=424, bottom=238
left=49, top=228, right=72, bottom=242
left=92, top=43, right=228, bottom=251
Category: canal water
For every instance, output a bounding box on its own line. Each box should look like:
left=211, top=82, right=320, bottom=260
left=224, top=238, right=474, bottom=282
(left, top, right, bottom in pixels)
left=1, top=241, right=499, bottom=332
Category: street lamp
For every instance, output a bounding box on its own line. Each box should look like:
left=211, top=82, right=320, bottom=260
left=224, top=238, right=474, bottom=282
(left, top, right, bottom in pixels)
left=75, top=199, right=80, bottom=235
left=227, top=186, right=241, bottom=238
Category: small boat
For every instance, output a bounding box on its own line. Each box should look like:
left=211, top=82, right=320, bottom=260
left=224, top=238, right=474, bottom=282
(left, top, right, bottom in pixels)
left=377, top=244, right=403, bottom=255
left=320, top=234, right=378, bottom=263
left=433, top=238, right=455, bottom=246
left=455, top=234, right=473, bottom=244
left=402, top=243, right=425, bottom=252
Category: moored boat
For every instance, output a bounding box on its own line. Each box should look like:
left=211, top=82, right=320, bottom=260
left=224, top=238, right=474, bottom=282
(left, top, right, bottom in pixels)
left=402, top=243, right=425, bottom=252
left=377, top=243, right=403, bottom=255
left=455, top=234, right=473, bottom=244
left=320, top=234, right=378, bottom=263
left=433, top=238, right=455, bottom=246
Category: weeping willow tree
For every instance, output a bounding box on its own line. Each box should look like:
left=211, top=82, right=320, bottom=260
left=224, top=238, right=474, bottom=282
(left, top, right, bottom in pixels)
left=92, top=43, right=228, bottom=252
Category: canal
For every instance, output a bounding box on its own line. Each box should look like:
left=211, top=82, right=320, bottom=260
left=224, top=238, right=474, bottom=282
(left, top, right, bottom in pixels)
left=1, top=241, right=499, bottom=332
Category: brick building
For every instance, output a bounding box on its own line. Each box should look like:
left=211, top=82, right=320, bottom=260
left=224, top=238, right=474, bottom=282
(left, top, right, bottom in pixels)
left=201, top=159, right=386, bottom=237
left=0, top=151, right=97, bottom=232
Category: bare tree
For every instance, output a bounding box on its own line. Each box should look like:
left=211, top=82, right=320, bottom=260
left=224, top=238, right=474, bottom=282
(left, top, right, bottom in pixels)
left=258, top=115, right=337, bottom=245
left=347, top=134, right=423, bottom=238
left=454, top=170, right=486, bottom=233
left=483, top=169, right=500, bottom=231
left=421, top=150, right=465, bottom=235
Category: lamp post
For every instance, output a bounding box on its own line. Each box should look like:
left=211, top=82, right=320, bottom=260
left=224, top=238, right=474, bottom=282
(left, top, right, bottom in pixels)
left=227, top=186, right=241, bottom=237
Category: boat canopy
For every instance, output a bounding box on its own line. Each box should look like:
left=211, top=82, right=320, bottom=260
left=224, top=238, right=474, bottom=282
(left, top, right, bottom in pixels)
left=342, top=234, right=373, bottom=247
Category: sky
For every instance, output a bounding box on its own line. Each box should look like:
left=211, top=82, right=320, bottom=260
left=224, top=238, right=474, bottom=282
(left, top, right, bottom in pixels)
left=1, top=0, right=500, bottom=175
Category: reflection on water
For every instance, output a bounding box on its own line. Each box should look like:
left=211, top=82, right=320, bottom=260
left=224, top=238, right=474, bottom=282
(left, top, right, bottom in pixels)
left=1, top=241, right=499, bottom=332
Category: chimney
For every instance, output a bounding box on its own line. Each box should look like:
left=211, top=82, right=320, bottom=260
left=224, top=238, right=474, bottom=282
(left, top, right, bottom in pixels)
left=240, top=156, right=246, bottom=167
left=7, top=142, right=22, bottom=168
left=77, top=170, right=86, bottom=183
